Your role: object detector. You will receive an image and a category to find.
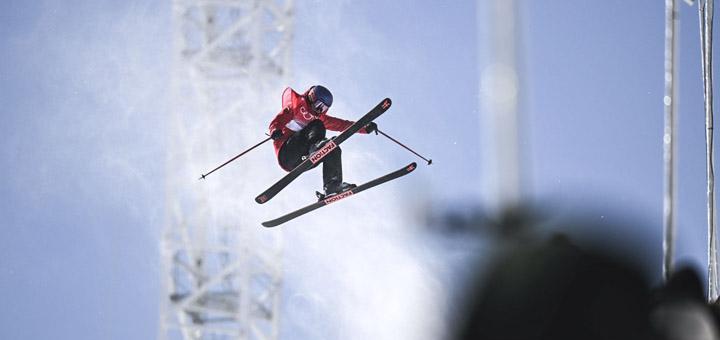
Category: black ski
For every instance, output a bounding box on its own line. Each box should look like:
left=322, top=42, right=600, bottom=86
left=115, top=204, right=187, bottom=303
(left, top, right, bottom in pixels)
left=261, top=162, right=416, bottom=228
left=255, top=98, right=392, bottom=204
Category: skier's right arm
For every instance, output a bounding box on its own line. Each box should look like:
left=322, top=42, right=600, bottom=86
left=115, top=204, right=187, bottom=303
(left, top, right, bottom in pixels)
left=269, top=107, right=292, bottom=138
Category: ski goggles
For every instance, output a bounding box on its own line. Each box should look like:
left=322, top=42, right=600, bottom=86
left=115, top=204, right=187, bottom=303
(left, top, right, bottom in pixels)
left=312, top=100, right=329, bottom=114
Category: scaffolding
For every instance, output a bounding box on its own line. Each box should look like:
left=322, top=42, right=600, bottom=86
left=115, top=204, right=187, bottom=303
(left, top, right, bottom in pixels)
left=160, top=1, right=294, bottom=339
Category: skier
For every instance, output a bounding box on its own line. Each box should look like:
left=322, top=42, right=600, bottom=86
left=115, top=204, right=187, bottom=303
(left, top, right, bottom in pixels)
left=268, top=85, right=377, bottom=198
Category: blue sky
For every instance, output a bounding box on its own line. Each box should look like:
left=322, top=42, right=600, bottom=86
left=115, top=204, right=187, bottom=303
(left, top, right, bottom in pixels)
left=521, top=1, right=713, bottom=270
left=1, top=1, right=169, bottom=338
left=1, top=1, right=719, bottom=339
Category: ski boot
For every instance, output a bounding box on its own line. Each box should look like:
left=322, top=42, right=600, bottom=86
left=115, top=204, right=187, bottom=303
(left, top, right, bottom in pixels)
left=316, top=182, right=357, bottom=201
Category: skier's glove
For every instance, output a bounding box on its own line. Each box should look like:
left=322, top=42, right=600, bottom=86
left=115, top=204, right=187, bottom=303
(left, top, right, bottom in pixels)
left=364, top=122, right=378, bottom=134
left=270, top=129, right=283, bottom=140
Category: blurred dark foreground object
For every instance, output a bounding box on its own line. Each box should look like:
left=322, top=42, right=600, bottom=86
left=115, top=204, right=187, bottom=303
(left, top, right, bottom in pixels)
left=453, top=234, right=655, bottom=340
left=449, top=205, right=720, bottom=340
left=651, top=266, right=720, bottom=340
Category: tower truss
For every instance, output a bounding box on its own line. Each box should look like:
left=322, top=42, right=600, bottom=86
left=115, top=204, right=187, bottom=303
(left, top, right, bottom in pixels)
left=161, top=1, right=294, bottom=339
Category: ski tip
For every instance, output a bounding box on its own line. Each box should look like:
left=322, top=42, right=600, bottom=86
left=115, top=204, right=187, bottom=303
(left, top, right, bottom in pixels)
left=255, top=195, right=269, bottom=204
left=407, top=162, right=417, bottom=172
left=381, top=98, right=392, bottom=110
left=262, top=219, right=284, bottom=228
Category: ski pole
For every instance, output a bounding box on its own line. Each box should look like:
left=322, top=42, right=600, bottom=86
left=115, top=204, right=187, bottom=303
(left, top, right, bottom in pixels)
left=199, top=136, right=272, bottom=180
left=375, top=128, right=432, bottom=165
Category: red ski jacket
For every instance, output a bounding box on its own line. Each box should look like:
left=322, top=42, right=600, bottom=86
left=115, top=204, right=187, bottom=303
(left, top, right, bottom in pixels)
left=269, top=87, right=370, bottom=169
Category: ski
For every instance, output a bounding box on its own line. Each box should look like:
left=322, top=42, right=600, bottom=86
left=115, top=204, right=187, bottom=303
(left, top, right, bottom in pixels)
left=255, top=98, right=392, bottom=204
left=261, top=162, right=416, bottom=228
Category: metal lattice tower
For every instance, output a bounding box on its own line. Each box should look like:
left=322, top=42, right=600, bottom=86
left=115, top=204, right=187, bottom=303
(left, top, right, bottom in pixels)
left=160, top=1, right=293, bottom=339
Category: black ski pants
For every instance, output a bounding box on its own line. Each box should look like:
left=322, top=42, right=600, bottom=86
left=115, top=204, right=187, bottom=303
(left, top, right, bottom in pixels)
left=278, top=120, right=343, bottom=188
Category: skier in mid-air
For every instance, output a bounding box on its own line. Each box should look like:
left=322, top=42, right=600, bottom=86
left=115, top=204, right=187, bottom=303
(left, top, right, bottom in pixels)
left=268, top=85, right=377, bottom=198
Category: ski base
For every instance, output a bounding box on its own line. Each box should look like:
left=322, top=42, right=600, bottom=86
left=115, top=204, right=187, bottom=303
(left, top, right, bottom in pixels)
left=261, top=162, right=417, bottom=228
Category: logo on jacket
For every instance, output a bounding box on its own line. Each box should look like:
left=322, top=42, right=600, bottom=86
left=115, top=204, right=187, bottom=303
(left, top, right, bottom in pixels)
left=300, top=105, right=314, bottom=121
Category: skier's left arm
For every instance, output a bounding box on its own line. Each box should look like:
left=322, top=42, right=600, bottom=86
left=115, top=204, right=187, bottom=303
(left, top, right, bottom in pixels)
left=322, top=114, right=377, bottom=134
left=269, top=107, right=292, bottom=136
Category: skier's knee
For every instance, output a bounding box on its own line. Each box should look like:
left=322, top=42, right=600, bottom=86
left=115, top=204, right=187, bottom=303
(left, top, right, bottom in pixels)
left=309, top=139, right=325, bottom=154
left=305, top=120, right=326, bottom=143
